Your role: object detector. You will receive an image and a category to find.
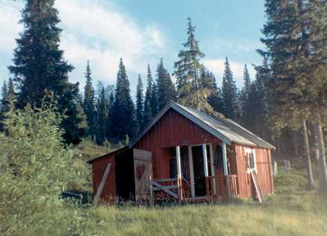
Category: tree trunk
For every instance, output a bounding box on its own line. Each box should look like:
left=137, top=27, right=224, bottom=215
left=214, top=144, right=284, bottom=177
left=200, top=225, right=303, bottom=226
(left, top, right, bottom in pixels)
left=292, top=132, right=299, bottom=157
left=277, top=137, right=281, bottom=156
left=302, top=120, right=314, bottom=189
left=316, top=113, right=327, bottom=192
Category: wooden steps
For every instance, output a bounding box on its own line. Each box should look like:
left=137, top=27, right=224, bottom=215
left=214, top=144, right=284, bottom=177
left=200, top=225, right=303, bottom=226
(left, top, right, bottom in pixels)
left=151, top=180, right=178, bottom=199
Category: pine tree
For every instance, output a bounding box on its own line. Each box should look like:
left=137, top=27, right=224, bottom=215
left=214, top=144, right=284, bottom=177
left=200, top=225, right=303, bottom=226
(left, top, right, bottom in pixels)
left=260, top=0, right=315, bottom=188
left=83, top=61, right=96, bottom=137
left=135, top=74, right=144, bottom=134
left=174, top=18, right=204, bottom=92
left=303, top=0, right=327, bottom=191
left=95, top=83, right=109, bottom=144
left=156, top=58, right=177, bottom=110
left=111, top=59, right=135, bottom=141
left=144, top=64, right=154, bottom=125
left=151, top=81, right=158, bottom=116
left=173, top=18, right=215, bottom=112
left=240, top=64, right=252, bottom=123
left=8, top=0, right=82, bottom=144
left=221, top=57, right=239, bottom=120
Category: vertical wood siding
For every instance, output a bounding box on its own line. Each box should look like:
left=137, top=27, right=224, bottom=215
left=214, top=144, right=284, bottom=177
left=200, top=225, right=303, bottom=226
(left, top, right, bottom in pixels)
left=91, top=154, right=116, bottom=203
left=134, top=108, right=221, bottom=179
left=234, top=144, right=274, bottom=198
left=90, top=108, right=274, bottom=202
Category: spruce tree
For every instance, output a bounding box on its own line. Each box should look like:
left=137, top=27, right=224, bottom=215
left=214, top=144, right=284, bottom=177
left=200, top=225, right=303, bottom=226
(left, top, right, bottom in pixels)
left=260, top=0, right=315, bottom=188
left=111, top=59, right=135, bottom=141
left=8, top=0, right=82, bottom=144
left=144, top=64, right=154, bottom=125
left=151, top=81, right=158, bottom=116
left=240, top=64, right=252, bottom=122
left=173, top=18, right=215, bottom=112
left=156, top=58, right=177, bottom=110
left=95, top=83, right=109, bottom=144
left=221, top=57, right=239, bottom=120
left=83, top=61, right=96, bottom=137
left=136, top=74, right=144, bottom=134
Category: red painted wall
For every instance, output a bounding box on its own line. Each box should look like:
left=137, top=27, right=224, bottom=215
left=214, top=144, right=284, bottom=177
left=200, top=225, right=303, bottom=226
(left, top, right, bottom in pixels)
left=234, top=144, right=274, bottom=198
left=90, top=108, right=274, bottom=202
left=134, top=108, right=222, bottom=179
left=91, top=154, right=117, bottom=203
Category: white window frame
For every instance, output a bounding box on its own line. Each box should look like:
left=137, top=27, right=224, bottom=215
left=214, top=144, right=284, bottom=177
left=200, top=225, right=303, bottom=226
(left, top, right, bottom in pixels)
left=245, top=148, right=257, bottom=174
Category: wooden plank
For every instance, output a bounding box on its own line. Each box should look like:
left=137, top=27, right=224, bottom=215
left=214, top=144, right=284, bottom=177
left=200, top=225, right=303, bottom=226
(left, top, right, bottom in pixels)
left=222, top=143, right=228, bottom=176
left=153, top=185, right=178, bottom=191
left=176, top=146, right=183, bottom=201
left=151, top=181, right=178, bottom=199
left=133, top=149, right=152, bottom=203
left=188, top=145, right=195, bottom=198
left=93, top=163, right=111, bottom=206
left=209, top=144, right=216, bottom=195
left=155, top=178, right=177, bottom=183
left=250, top=171, right=264, bottom=203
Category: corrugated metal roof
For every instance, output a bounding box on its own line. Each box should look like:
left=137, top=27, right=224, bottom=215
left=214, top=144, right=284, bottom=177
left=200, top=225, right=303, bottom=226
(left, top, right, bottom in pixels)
left=129, top=101, right=275, bottom=149
left=175, top=103, right=275, bottom=149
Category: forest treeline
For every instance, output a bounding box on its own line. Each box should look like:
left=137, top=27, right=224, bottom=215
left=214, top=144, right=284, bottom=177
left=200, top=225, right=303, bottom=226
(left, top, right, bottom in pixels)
left=0, top=0, right=327, bottom=190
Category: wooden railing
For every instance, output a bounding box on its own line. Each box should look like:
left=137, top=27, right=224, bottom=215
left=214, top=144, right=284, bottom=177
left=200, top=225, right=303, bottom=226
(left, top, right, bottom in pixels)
left=206, top=175, right=238, bottom=199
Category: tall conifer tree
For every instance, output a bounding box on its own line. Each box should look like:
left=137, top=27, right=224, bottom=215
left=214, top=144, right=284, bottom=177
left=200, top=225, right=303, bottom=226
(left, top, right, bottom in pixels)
left=136, top=74, right=144, bottom=134
left=174, top=18, right=215, bottom=112
left=111, top=59, right=135, bottom=141
left=83, top=61, right=96, bottom=137
left=221, top=57, right=239, bottom=120
left=144, top=64, right=154, bottom=125
left=96, top=83, right=109, bottom=144
left=8, top=0, right=82, bottom=144
left=240, top=65, right=251, bottom=121
left=260, top=0, right=317, bottom=188
left=156, top=58, right=177, bottom=110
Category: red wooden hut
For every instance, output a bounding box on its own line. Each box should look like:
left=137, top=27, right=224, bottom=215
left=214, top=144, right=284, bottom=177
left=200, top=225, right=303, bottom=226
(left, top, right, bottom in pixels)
left=88, top=101, right=275, bottom=204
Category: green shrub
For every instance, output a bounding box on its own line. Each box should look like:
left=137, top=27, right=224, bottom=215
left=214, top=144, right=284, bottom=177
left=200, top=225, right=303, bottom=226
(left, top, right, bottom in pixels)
left=0, top=103, right=95, bottom=235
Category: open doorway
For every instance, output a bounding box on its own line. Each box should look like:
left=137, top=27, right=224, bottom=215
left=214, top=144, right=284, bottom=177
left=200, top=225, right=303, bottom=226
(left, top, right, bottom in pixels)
left=115, top=149, right=135, bottom=201
left=191, top=145, right=206, bottom=196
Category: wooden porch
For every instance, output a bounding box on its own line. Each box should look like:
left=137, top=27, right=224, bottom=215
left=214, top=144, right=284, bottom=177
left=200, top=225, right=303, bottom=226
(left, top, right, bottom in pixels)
left=151, top=175, right=238, bottom=202
left=151, top=143, right=239, bottom=202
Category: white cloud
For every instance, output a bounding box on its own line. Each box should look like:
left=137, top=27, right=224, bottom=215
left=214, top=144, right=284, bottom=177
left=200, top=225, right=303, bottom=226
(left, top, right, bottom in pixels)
left=55, top=0, right=168, bottom=87
left=203, top=58, right=256, bottom=88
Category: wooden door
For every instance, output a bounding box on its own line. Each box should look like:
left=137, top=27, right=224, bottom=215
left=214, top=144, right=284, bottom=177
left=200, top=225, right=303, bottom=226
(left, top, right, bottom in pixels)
left=133, top=149, right=152, bottom=203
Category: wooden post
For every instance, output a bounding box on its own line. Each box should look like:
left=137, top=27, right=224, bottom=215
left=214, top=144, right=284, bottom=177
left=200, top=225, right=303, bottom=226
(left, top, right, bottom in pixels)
left=202, top=144, right=209, bottom=197
left=93, top=163, right=111, bottom=207
left=209, top=144, right=216, bottom=196
left=283, top=160, right=291, bottom=171
left=273, top=161, right=278, bottom=176
left=188, top=145, right=195, bottom=198
left=221, top=143, right=230, bottom=197
left=176, top=146, right=183, bottom=201
left=222, top=143, right=228, bottom=176
left=302, top=120, right=314, bottom=189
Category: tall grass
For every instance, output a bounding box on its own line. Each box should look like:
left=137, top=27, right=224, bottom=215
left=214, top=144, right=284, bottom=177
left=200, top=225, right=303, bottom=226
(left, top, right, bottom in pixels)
left=85, top=168, right=327, bottom=236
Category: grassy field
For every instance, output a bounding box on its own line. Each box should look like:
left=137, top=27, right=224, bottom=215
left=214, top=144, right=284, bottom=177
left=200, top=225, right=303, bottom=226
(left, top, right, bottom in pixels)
left=83, top=164, right=327, bottom=236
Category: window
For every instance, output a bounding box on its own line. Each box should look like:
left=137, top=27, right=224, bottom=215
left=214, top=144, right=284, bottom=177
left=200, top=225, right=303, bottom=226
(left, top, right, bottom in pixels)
left=245, top=148, right=256, bottom=173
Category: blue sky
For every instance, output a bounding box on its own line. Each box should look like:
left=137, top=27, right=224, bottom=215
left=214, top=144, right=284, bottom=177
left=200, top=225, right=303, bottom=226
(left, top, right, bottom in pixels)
left=0, top=0, right=266, bottom=97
